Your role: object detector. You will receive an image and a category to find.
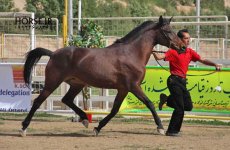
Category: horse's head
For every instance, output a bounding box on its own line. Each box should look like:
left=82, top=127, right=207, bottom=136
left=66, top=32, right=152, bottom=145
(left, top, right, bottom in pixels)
left=156, top=16, right=185, bottom=53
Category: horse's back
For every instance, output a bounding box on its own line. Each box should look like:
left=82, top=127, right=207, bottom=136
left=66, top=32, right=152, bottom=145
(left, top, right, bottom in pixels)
left=50, top=46, right=90, bottom=67
left=46, top=46, right=118, bottom=87
left=45, top=46, right=144, bottom=89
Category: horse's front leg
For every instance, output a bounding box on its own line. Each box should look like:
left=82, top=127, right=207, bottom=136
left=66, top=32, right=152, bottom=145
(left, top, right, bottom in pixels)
left=131, top=85, right=165, bottom=135
left=94, top=90, right=128, bottom=136
left=61, top=85, right=89, bottom=128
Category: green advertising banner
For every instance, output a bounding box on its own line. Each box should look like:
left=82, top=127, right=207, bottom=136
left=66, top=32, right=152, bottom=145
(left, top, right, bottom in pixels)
left=120, top=66, right=230, bottom=114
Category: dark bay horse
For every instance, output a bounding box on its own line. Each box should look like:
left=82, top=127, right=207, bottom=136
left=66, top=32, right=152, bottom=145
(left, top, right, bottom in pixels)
left=20, top=16, right=184, bottom=136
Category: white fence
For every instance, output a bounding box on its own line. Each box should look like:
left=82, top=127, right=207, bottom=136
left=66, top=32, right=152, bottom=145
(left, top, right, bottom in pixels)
left=29, top=63, right=116, bottom=112
left=72, top=15, right=229, bottom=36
left=72, top=16, right=230, bottom=64
left=33, top=84, right=116, bottom=112
left=0, top=15, right=60, bottom=60
left=44, top=94, right=115, bottom=112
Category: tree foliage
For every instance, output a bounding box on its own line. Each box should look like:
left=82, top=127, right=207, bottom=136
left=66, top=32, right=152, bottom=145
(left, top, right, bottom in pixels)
left=201, top=0, right=225, bottom=15
left=24, top=0, right=230, bottom=21
left=68, top=20, right=105, bottom=48
left=128, top=0, right=151, bottom=17
left=25, top=0, right=77, bottom=21
left=67, top=20, right=105, bottom=110
left=0, top=0, right=15, bottom=12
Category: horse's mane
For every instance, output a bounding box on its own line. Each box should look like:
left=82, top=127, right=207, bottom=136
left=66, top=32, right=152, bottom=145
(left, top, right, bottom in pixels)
left=114, top=20, right=158, bottom=44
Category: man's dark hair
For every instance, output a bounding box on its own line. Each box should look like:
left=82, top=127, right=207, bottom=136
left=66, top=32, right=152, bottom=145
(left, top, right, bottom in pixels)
left=177, top=29, right=189, bottom=39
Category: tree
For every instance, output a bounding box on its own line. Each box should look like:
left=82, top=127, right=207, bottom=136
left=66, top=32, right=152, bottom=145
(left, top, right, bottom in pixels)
left=128, top=0, right=152, bottom=17
left=0, top=0, right=15, bottom=12
left=25, top=0, right=75, bottom=21
left=68, top=20, right=105, bottom=48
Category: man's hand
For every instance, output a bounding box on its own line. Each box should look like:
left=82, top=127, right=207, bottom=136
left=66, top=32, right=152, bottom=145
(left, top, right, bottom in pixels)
left=199, top=58, right=222, bottom=71
left=215, top=64, right=222, bottom=71
left=152, top=50, right=166, bottom=60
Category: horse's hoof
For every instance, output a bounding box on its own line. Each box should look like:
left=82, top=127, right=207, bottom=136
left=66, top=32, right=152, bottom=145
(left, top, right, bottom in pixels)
left=19, top=129, right=26, bottom=137
left=93, top=127, right=99, bottom=137
left=157, top=127, right=165, bottom=135
left=82, top=119, right=89, bottom=128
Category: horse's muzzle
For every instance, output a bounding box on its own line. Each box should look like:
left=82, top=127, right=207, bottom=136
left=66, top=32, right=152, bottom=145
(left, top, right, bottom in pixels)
left=172, top=43, right=186, bottom=54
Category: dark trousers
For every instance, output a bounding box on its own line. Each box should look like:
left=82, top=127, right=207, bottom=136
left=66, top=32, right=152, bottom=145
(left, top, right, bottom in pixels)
left=166, top=75, right=193, bottom=133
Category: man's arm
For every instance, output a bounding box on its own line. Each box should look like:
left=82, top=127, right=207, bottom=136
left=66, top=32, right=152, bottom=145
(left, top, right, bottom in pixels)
left=198, top=58, right=221, bottom=71
left=152, top=52, right=165, bottom=60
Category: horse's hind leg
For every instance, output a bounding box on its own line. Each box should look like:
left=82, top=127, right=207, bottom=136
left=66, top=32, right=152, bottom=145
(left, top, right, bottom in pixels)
left=94, top=90, right=128, bottom=136
left=131, top=85, right=165, bottom=135
left=61, top=85, right=88, bottom=127
left=20, top=85, right=60, bottom=136
left=20, top=70, right=63, bottom=136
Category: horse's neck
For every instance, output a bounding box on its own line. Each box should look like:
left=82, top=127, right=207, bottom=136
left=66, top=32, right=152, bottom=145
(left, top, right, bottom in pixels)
left=131, top=34, right=155, bottom=65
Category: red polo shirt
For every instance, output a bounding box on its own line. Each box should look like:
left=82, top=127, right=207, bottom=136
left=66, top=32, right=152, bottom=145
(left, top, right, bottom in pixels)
left=164, top=48, right=201, bottom=78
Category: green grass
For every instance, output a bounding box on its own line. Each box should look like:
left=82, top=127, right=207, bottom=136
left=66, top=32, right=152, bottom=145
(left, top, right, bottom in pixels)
left=184, top=119, right=230, bottom=126
left=0, top=112, right=69, bottom=122
left=0, top=118, right=4, bottom=125
left=111, top=117, right=153, bottom=124
left=1, top=112, right=229, bottom=126
left=110, top=117, right=230, bottom=126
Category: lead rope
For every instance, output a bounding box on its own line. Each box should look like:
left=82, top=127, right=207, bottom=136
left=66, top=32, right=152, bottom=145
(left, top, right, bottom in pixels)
left=152, top=51, right=217, bottom=76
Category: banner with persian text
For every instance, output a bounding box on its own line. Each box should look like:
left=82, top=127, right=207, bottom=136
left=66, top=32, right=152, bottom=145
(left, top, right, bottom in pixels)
left=0, top=64, right=31, bottom=112
left=120, top=67, right=230, bottom=114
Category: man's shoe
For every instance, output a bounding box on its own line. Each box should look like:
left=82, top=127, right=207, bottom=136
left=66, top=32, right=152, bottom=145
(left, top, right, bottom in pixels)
left=166, top=131, right=180, bottom=136
left=159, top=93, right=168, bottom=110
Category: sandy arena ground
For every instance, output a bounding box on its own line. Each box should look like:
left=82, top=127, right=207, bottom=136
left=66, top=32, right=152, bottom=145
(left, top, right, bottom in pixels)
left=0, top=120, right=230, bottom=150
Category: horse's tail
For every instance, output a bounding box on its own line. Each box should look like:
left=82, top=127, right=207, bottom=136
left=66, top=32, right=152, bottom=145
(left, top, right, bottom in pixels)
left=24, top=47, right=53, bottom=87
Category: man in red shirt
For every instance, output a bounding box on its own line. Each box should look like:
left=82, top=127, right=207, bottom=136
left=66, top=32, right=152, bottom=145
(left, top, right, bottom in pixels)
left=153, top=29, right=221, bottom=136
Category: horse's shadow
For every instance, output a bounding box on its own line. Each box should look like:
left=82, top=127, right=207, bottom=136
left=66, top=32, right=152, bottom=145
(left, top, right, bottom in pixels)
left=0, top=132, right=92, bottom=137
left=0, top=130, right=162, bottom=137
left=105, top=130, right=161, bottom=136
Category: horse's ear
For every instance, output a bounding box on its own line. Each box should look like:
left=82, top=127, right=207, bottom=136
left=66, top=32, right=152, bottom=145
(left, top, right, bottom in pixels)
left=159, top=15, right=163, bottom=25
left=169, top=16, right=173, bottom=23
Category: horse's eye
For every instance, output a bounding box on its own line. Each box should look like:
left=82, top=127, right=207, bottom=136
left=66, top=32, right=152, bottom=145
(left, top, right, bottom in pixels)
left=162, top=26, right=171, bottom=32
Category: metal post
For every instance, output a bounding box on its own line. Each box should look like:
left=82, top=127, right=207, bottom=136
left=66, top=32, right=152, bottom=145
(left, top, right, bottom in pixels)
left=63, top=0, right=68, bottom=46
left=78, top=0, right=82, bottom=33
left=196, top=0, right=200, bottom=53
left=1, top=33, right=4, bottom=58
left=224, top=16, right=228, bottom=59
left=65, top=0, right=68, bottom=16
left=54, top=18, right=59, bottom=49
left=30, top=12, right=35, bottom=50
left=68, top=0, right=73, bottom=36
left=62, top=15, right=67, bottom=46
left=222, top=38, right=225, bottom=59
left=105, top=89, right=109, bottom=111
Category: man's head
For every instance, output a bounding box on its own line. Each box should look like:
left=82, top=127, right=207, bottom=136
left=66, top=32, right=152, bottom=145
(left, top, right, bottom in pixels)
left=177, top=29, right=190, bottom=48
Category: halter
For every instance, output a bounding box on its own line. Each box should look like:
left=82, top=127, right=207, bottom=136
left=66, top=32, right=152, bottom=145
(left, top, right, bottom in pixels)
left=159, top=25, right=173, bottom=49
left=152, top=50, right=166, bottom=53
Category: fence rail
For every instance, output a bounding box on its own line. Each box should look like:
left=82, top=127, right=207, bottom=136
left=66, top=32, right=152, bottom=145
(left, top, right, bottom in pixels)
left=72, top=16, right=229, bottom=36
left=0, top=16, right=60, bottom=60
left=72, top=16, right=230, bottom=62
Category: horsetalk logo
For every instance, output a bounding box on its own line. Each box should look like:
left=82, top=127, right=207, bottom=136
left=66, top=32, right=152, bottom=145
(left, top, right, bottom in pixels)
left=15, top=16, right=53, bottom=30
